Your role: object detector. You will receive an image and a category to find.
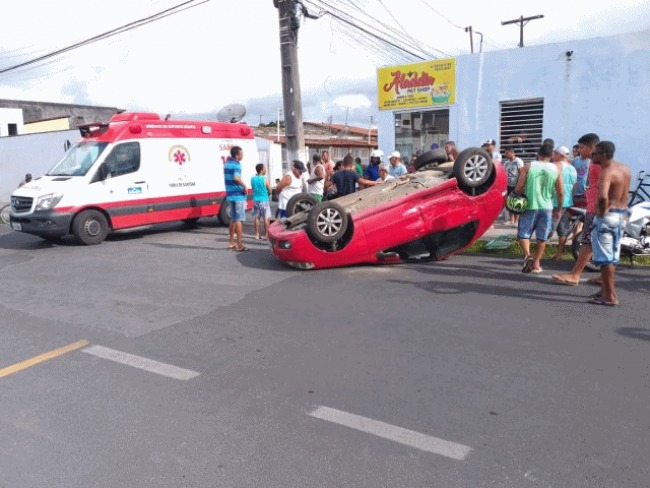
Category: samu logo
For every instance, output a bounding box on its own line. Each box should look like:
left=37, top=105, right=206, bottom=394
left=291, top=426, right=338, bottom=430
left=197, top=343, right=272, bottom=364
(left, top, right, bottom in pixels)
left=168, top=145, right=191, bottom=166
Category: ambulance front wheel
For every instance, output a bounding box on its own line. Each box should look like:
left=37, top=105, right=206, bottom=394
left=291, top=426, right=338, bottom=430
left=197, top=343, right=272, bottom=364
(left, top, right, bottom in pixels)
left=218, top=201, right=231, bottom=226
left=72, top=209, right=109, bottom=245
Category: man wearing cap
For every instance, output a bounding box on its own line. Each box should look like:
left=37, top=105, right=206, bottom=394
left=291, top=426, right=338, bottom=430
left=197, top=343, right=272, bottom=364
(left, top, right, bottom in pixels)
left=484, top=138, right=502, bottom=164
left=551, top=146, right=578, bottom=259
left=276, top=160, right=308, bottom=218
left=388, top=151, right=408, bottom=178
left=365, top=149, right=383, bottom=182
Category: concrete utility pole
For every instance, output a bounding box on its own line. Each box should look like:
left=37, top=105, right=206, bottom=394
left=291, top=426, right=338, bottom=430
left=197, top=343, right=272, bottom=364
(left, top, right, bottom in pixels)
left=501, top=14, right=544, bottom=48
left=274, top=0, right=306, bottom=167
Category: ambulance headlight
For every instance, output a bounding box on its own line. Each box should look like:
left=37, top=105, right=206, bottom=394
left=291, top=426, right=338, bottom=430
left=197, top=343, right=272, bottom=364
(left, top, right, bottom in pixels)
left=36, top=192, right=64, bottom=211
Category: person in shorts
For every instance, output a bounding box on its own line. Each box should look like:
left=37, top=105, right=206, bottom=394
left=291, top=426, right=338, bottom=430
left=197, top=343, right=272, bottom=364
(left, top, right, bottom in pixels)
left=589, top=141, right=631, bottom=306
left=551, top=133, right=601, bottom=286
left=251, top=163, right=272, bottom=239
left=223, top=146, right=248, bottom=251
left=550, top=146, right=578, bottom=259
left=515, top=144, right=563, bottom=274
left=503, top=146, right=524, bottom=225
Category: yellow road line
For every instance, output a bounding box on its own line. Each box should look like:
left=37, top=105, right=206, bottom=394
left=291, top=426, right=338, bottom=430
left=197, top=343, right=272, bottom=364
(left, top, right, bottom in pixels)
left=0, top=340, right=89, bottom=379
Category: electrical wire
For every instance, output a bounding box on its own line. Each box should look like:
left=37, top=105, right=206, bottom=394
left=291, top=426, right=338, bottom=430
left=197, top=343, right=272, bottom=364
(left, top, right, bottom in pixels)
left=0, top=0, right=211, bottom=76
left=303, top=0, right=448, bottom=60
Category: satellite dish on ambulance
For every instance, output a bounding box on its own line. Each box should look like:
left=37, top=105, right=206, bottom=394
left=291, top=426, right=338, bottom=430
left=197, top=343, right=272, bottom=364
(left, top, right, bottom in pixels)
left=216, top=104, right=247, bottom=123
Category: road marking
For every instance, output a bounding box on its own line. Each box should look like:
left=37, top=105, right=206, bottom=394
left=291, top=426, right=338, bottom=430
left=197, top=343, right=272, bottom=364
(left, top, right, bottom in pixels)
left=308, top=405, right=472, bottom=460
left=0, top=340, right=90, bottom=379
left=82, top=345, right=200, bottom=380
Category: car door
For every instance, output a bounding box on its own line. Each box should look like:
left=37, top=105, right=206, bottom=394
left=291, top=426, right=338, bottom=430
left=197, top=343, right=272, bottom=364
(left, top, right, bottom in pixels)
left=92, top=141, right=151, bottom=228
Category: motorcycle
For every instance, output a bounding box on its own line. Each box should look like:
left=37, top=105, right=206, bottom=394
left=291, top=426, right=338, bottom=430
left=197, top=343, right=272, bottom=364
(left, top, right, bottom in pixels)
left=570, top=201, right=650, bottom=267
left=620, top=201, right=650, bottom=265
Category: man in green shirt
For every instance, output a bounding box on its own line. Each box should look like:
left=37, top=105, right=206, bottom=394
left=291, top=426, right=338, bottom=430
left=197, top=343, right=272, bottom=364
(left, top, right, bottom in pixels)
left=514, top=144, right=564, bottom=274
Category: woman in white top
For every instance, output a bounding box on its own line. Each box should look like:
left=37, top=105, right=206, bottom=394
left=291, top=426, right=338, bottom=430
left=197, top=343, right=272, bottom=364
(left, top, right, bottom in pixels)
left=276, top=160, right=308, bottom=218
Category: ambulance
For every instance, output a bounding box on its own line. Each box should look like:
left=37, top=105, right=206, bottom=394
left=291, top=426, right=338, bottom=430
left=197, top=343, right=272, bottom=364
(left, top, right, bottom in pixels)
left=8, top=112, right=259, bottom=244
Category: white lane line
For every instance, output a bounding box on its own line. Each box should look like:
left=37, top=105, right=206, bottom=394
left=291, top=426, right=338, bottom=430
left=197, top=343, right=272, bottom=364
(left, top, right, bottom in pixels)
left=82, top=345, right=200, bottom=381
left=308, top=405, right=472, bottom=461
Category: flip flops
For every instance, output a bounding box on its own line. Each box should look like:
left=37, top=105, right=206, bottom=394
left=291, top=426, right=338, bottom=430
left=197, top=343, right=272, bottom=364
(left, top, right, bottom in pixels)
left=235, top=246, right=249, bottom=252
left=551, top=275, right=579, bottom=286
left=522, top=256, right=535, bottom=274
left=587, top=297, right=617, bottom=307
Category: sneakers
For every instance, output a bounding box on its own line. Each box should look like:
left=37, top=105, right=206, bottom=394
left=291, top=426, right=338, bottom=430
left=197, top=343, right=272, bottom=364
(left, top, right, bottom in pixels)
left=522, top=256, right=535, bottom=273
left=530, top=266, right=543, bottom=274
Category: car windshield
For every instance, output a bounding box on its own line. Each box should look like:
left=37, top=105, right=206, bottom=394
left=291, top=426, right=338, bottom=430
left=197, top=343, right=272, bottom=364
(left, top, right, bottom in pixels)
left=47, top=142, right=108, bottom=177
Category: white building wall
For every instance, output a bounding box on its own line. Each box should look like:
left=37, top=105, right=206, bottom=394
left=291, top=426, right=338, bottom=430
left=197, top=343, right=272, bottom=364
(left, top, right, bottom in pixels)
left=0, top=130, right=78, bottom=201
left=378, top=29, right=650, bottom=176
left=0, top=108, right=24, bottom=137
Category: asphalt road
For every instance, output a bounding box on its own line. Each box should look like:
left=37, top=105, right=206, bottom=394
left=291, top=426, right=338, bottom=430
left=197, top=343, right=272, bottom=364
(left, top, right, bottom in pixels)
left=1, top=219, right=649, bottom=488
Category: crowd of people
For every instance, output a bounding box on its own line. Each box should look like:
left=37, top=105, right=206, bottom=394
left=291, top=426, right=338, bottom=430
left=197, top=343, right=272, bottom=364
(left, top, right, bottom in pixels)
left=223, top=136, right=632, bottom=306
left=500, top=133, right=631, bottom=307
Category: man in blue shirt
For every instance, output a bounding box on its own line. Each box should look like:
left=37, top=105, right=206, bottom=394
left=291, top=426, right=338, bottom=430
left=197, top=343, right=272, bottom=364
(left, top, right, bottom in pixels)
left=223, top=146, right=248, bottom=251
left=572, top=140, right=591, bottom=207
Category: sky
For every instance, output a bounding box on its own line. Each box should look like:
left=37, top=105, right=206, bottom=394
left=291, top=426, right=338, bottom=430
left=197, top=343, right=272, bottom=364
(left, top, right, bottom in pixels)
left=1, top=0, right=649, bottom=128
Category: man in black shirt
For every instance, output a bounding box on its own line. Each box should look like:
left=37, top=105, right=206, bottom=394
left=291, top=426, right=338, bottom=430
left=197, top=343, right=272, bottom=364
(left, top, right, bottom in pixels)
left=325, top=154, right=379, bottom=198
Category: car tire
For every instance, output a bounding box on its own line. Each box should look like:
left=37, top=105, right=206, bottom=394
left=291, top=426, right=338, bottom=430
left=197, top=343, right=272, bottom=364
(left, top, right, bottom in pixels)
left=414, top=149, right=448, bottom=171
left=72, top=209, right=109, bottom=245
left=218, top=201, right=231, bottom=226
left=286, top=192, right=318, bottom=217
left=307, top=201, right=349, bottom=243
left=453, top=147, right=494, bottom=188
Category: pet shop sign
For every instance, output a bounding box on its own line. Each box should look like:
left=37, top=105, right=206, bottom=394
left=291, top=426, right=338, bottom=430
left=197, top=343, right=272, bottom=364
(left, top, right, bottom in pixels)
left=377, top=59, right=455, bottom=110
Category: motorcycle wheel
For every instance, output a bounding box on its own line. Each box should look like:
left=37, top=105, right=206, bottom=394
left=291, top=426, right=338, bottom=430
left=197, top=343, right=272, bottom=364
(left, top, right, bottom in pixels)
left=571, top=231, right=600, bottom=272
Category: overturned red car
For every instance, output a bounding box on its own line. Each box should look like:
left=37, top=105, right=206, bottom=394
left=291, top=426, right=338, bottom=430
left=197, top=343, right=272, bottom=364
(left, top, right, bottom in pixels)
left=268, top=147, right=507, bottom=269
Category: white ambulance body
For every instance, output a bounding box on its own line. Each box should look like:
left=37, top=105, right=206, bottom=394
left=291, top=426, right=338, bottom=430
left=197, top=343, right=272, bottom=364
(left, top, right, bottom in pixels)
left=9, top=112, right=259, bottom=244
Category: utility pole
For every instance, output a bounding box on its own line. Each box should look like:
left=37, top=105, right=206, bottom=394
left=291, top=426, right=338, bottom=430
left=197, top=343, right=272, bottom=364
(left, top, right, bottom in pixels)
left=465, top=26, right=474, bottom=54
left=501, top=14, right=544, bottom=48
left=274, top=0, right=306, bottom=166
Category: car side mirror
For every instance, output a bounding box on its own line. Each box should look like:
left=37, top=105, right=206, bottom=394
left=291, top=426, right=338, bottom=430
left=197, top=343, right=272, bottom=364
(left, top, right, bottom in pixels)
left=98, top=162, right=109, bottom=180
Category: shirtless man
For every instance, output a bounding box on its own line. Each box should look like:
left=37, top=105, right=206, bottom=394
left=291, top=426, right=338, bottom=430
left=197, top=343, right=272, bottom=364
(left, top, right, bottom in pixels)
left=588, top=141, right=631, bottom=306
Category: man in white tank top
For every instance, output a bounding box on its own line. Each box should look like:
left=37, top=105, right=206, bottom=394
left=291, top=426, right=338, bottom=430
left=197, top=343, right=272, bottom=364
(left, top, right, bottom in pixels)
left=276, top=160, right=308, bottom=218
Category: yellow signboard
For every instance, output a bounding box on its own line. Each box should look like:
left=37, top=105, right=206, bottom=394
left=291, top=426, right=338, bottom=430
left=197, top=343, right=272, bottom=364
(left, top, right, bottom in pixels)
left=377, top=59, right=455, bottom=110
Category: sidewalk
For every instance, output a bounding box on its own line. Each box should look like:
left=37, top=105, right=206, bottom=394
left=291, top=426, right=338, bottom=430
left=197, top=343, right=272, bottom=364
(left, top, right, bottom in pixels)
left=480, top=216, right=560, bottom=244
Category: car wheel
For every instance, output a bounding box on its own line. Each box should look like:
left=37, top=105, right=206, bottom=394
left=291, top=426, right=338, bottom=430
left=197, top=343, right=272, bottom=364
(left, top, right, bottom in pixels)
left=307, top=201, right=349, bottom=243
left=72, top=209, right=109, bottom=245
left=453, top=147, right=494, bottom=188
left=218, top=201, right=231, bottom=226
left=286, top=192, right=318, bottom=217
left=414, top=149, right=448, bottom=171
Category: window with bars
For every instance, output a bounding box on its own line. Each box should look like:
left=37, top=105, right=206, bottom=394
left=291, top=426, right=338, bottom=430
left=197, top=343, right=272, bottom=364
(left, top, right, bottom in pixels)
left=499, top=98, right=544, bottom=163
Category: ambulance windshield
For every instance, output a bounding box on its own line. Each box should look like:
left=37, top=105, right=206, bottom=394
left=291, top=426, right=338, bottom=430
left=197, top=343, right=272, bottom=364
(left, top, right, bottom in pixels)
left=48, top=142, right=109, bottom=177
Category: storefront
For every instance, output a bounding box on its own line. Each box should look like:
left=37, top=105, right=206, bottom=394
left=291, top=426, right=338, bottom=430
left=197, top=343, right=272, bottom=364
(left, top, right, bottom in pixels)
left=377, top=59, right=455, bottom=163
left=376, top=29, right=649, bottom=177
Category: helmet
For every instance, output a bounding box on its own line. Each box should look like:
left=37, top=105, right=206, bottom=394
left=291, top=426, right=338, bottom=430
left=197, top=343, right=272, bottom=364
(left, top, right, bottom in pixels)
left=506, top=192, right=528, bottom=214
left=370, top=149, right=384, bottom=159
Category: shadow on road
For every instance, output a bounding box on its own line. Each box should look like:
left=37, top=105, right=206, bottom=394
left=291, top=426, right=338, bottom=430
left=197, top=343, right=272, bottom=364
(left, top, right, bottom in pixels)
left=616, top=327, right=650, bottom=342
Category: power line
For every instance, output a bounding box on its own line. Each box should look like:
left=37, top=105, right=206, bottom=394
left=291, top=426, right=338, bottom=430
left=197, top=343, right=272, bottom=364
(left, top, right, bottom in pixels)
left=303, top=0, right=447, bottom=60
left=0, top=0, right=211, bottom=76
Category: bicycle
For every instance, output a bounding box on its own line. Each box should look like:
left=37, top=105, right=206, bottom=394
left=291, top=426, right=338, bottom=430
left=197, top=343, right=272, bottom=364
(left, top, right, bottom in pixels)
left=0, top=203, right=10, bottom=224
left=628, top=170, right=650, bottom=206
